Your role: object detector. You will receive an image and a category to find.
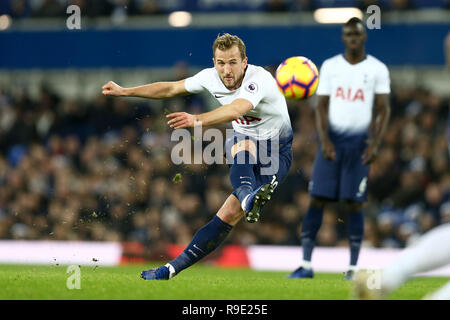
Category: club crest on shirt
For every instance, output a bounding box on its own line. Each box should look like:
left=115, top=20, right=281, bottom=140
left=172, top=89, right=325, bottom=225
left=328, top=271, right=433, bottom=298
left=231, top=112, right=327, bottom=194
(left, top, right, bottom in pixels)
left=245, top=82, right=258, bottom=94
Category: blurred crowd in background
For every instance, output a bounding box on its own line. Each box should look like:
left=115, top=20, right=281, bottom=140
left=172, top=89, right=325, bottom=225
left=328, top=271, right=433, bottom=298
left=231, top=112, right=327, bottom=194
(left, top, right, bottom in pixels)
left=1, top=0, right=450, bottom=18
left=0, top=65, right=448, bottom=255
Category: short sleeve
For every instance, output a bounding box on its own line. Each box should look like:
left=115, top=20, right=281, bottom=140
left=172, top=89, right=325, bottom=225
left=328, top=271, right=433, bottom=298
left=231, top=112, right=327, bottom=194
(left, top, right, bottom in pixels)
left=236, top=70, right=271, bottom=109
left=375, top=63, right=391, bottom=94
left=184, top=69, right=210, bottom=94
left=315, top=60, right=331, bottom=96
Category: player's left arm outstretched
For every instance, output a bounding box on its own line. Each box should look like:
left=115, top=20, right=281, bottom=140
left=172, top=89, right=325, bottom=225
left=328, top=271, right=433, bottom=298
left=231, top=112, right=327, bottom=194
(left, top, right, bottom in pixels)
left=102, top=80, right=189, bottom=99
left=362, top=93, right=390, bottom=164
left=166, top=98, right=253, bottom=129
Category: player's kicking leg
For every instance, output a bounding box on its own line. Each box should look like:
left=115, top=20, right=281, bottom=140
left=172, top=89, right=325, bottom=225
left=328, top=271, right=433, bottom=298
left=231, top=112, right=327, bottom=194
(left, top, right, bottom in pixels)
left=353, top=223, right=450, bottom=299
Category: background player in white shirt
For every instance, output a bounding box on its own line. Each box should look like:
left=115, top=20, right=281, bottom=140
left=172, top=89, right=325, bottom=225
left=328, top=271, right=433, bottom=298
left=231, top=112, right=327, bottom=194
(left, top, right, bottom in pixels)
left=102, top=33, right=293, bottom=280
left=289, top=18, right=391, bottom=280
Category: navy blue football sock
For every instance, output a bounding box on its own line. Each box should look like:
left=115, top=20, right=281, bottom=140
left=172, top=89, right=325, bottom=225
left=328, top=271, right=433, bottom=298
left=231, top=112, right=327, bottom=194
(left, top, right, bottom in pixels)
left=348, top=211, right=364, bottom=266
left=168, top=216, right=233, bottom=274
left=230, top=150, right=256, bottom=204
left=301, top=206, right=324, bottom=262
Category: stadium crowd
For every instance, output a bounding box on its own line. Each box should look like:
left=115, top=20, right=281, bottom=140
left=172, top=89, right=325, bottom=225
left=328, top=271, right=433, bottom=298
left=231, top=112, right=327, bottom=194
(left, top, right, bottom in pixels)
left=0, top=66, right=448, bottom=256
left=1, top=0, right=449, bottom=19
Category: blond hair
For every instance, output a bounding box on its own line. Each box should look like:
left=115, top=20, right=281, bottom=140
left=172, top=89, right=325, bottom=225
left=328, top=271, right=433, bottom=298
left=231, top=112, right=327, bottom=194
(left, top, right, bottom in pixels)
left=212, top=33, right=246, bottom=60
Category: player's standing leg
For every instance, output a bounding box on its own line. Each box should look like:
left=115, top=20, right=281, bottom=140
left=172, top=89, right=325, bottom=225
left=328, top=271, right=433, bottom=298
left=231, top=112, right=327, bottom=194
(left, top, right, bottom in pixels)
left=141, top=195, right=239, bottom=280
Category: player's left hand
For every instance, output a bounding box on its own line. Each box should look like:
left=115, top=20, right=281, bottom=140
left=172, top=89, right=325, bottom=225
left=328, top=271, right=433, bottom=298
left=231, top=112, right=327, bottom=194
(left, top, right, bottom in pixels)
left=362, top=142, right=379, bottom=165
left=166, top=112, right=198, bottom=129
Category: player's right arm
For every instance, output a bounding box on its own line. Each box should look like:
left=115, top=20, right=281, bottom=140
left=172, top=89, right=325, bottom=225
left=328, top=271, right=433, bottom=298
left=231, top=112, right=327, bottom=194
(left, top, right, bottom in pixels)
left=102, top=80, right=189, bottom=99
left=315, top=95, right=335, bottom=161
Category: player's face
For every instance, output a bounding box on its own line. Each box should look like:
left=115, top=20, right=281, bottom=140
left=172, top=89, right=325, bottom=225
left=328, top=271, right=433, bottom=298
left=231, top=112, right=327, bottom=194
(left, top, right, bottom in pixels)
left=342, top=23, right=367, bottom=52
left=213, top=46, right=248, bottom=90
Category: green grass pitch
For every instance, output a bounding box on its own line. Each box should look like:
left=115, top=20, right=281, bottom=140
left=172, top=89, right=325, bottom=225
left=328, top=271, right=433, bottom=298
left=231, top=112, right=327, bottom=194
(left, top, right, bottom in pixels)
left=0, top=264, right=448, bottom=300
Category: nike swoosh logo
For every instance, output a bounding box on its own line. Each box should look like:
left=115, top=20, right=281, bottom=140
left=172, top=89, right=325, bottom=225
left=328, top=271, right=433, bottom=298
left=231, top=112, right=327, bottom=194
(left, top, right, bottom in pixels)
left=214, top=94, right=224, bottom=98
left=193, top=244, right=205, bottom=253
left=188, top=249, right=198, bottom=258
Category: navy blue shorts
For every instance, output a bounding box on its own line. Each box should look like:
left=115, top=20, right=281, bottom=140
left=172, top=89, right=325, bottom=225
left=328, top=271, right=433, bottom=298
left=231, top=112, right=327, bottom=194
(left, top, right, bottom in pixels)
left=225, top=131, right=293, bottom=193
left=309, top=143, right=369, bottom=202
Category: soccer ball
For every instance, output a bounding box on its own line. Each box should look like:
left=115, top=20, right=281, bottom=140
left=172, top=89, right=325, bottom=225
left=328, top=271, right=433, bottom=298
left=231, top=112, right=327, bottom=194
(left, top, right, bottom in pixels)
left=275, top=56, right=319, bottom=100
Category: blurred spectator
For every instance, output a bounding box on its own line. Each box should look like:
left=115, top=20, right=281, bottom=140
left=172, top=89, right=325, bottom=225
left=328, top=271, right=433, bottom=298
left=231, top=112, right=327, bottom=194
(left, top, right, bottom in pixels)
left=9, top=0, right=32, bottom=18
left=389, top=0, right=415, bottom=10
left=33, top=0, right=63, bottom=17
left=265, top=0, right=289, bottom=12
left=70, top=0, right=114, bottom=18
left=137, top=0, right=163, bottom=15
left=111, top=0, right=141, bottom=16
left=357, top=0, right=385, bottom=11
left=290, top=0, right=317, bottom=11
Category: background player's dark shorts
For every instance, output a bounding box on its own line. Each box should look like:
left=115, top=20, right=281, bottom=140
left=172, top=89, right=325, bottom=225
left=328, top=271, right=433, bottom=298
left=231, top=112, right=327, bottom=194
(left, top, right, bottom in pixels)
left=225, top=131, right=293, bottom=194
left=309, top=143, right=369, bottom=202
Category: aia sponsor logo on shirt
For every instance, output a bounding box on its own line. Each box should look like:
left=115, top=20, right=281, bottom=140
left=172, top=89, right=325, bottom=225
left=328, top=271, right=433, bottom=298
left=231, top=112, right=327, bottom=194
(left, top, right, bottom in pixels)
left=234, top=115, right=262, bottom=125
left=335, top=87, right=365, bottom=102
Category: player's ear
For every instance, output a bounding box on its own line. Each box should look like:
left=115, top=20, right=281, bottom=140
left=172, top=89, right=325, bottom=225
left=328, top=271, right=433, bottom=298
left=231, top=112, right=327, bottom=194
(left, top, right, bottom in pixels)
left=243, top=56, right=248, bottom=67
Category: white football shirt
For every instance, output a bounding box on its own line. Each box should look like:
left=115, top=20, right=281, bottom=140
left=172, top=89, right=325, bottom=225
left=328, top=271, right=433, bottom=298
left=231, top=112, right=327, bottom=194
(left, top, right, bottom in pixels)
left=184, top=64, right=292, bottom=140
left=316, top=54, right=390, bottom=135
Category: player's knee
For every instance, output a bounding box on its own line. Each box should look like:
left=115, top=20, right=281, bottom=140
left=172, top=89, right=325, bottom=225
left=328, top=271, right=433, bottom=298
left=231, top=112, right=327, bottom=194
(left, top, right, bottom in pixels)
left=231, top=139, right=257, bottom=160
left=217, top=208, right=243, bottom=226
left=217, top=196, right=244, bottom=226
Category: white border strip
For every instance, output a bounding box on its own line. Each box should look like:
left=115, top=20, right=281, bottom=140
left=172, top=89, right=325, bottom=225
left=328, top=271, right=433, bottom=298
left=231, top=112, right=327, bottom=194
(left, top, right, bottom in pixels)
left=0, top=240, right=122, bottom=266
left=247, top=245, right=450, bottom=277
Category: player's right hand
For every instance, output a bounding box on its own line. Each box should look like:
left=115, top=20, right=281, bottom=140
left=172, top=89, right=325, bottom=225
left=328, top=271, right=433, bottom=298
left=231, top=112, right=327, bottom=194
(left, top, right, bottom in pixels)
left=322, top=139, right=336, bottom=161
left=102, top=81, right=125, bottom=96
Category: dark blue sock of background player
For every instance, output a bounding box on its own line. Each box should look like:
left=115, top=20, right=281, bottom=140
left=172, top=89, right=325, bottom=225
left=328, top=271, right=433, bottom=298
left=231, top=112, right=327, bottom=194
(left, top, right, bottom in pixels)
left=348, top=211, right=364, bottom=267
left=301, top=206, right=324, bottom=264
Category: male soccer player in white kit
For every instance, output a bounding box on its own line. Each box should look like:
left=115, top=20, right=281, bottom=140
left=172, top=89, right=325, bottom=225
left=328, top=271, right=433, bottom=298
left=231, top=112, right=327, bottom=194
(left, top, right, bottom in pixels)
left=289, top=17, right=391, bottom=280
left=354, top=223, right=450, bottom=299
left=102, top=33, right=293, bottom=280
